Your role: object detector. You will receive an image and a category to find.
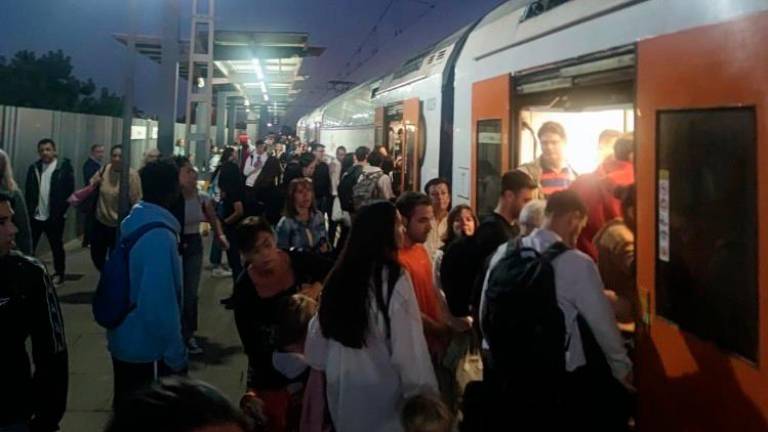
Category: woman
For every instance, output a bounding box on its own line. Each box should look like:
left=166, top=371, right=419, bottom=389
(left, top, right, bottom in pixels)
left=233, top=216, right=332, bottom=431
left=173, top=156, right=229, bottom=355
left=89, top=145, right=141, bottom=270
left=276, top=178, right=329, bottom=253
left=305, top=201, right=438, bottom=432
left=0, top=149, right=32, bottom=255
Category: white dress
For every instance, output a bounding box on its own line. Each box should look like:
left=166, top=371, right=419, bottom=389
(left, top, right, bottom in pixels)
left=305, top=270, right=438, bottom=432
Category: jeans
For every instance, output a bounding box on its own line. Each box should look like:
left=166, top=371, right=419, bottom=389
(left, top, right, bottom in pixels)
left=181, top=234, right=203, bottom=339
left=223, top=223, right=242, bottom=285
left=90, top=219, right=117, bottom=271
left=30, top=216, right=66, bottom=275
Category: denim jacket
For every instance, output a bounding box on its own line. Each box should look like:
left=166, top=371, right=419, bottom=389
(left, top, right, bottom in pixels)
left=276, top=211, right=328, bottom=252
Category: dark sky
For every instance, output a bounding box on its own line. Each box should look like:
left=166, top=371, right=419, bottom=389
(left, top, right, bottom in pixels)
left=0, top=0, right=504, bottom=125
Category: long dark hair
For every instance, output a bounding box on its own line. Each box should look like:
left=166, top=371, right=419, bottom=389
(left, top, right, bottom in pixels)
left=283, top=177, right=316, bottom=218
left=212, top=147, right=236, bottom=179
left=319, top=200, right=401, bottom=348
left=442, top=204, right=478, bottom=245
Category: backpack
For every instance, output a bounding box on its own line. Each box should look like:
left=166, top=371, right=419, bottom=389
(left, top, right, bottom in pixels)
left=92, top=222, right=176, bottom=329
left=481, top=239, right=569, bottom=391
left=338, top=165, right=363, bottom=212
left=352, top=170, right=384, bottom=211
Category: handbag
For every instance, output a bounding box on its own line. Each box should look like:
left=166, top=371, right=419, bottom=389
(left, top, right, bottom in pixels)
left=67, top=183, right=97, bottom=208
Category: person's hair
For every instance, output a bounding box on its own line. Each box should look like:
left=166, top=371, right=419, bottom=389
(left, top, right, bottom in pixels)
left=614, top=132, right=634, bottom=162
left=255, top=139, right=265, bottom=147
left=0, top=149, right=18, bottom=192
left=139, top=158, right=180, bottom=207
left=615, top=183, right=636, bottom=215
left=319, top=201, right=402, bottom=348
left=310, top=143, right=325, bottom=152
left=519, top=199, right=547, bottom=232
left=172, top=155, right=191, bottom=169
left=341, top=153, right=355, bottom=174
left=37, top=138, right=56, bottom=149
left=424, top=177, right=450, bottom=194
left=111, top=145, right=124, bottom=155
left=299, top=152, right=315, bottom=168
left=104, top=377, right=250, bottom=432
left=401, top=394, right=454, bottom=432
left=367, top=149, right=383, bottom=167
left=395, top=192, right=432, bottom=221
left=354, top=146, right=370, bottom=162
left=284, top=177, right=316, bottom=218
left=545, top=190, right=587, bottom=219
left=236, top=216, right=275, bottom=254
left=442, top=204, right=478, bottom=245
left=537, top=121, right=566, bottom=141
left=91, top=144, right=104, bottom=153
left=278, top=294, right=318, bottom=348
left=0, top=190, right=12, bottom=204
left=501, top=170, right=537, bottom=195
left=598, top=129, right=621, bottom=144
left=336, top=145, right=346, bottom=153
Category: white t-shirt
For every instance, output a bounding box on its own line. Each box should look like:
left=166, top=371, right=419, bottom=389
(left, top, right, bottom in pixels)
left=305, top=270, right=438, bottom=432
left=35, top=159, right=58, bottom=221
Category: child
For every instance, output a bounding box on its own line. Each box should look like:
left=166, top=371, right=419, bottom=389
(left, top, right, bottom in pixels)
left=402, top=394, right=455, bottom=432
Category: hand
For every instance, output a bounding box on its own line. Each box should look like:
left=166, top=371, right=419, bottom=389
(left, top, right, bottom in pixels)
left=299, top=282, right=322, bottom=300
left=216, top=234, right=230, bottom=250
left=90, top=172, right=102, bottom=186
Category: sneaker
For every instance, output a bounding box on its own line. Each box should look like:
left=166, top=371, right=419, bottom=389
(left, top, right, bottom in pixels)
left=187, top=337, right=204, bottom=355
left=52, top=274, right=65, bottom=286
left=212, top=267, right=233, bottom=278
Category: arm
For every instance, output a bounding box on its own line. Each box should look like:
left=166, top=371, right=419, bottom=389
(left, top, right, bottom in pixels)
left=224, top=201, right=244, bottom=226
left=378, top=173, right=395, bottom=200
left=204, top=197, right=228, bottom=249
left=61, top=163, right=75, bottom=213
left=433, top=252, right=471, bottom=332
left=27, top=264, right=68, bottom=432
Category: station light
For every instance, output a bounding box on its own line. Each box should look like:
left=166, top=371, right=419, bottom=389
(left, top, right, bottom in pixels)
left=252, top=59, right=265, bottom=81
left=260, top=82, right=268, bottom=94
left=263, top=94, right=269, bottom=102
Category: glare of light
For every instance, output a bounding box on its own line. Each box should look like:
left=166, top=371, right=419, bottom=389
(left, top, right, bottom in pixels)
left=260, top=82, right=268, bottom=94
left=267, top=123, right=273, bottom=128
left=244, top=99, right=250, bottom=106
left=196, top=77, right=205, bottom=88
left=243, top=82, right=260, bottom=88
left=252, top=59, right=265, bottom=81
left=263, top=94, right=269, bottom=102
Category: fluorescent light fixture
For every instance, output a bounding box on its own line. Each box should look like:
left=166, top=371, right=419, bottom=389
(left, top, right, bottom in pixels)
left=244, top=99, right=250, bottom=106
left=252, top=59, right=265, bottom=80
left=263, top=94, right=269, bottom=102
left=243, top=82, right=260, bottom=88
left=260, top=82, right=268, bottom=94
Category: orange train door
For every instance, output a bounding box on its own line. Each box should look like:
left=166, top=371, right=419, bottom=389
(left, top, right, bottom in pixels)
left=635, top=12, right=768, bottom=431
left=471, top=75, right=512, bottom=217
left=402, top=98, right=421, bottom=192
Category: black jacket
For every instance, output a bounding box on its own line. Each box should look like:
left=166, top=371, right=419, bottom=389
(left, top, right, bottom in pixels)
left=312, top=161, right=333, bottom=201
left=0, top=251, right=68, bottom=431
left=82, top=158, right=101, bottom=187
left=25, top=158, right=75, bottom=221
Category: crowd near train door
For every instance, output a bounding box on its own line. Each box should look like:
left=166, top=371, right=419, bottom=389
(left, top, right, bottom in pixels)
left=634, top=12, right=768, bottom=431
left=376, top=98, right=422, bottom=195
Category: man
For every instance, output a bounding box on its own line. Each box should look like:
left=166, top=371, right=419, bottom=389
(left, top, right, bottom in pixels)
left=424, top=178, right=451, bottom=258
left=330, top=145, right=346, bottom=199
left=396, top=192, right=450, bottom=356
left=217, top=149, right=245, bottom=309
left=571, top=133, right=635, bottom=260
left=597, top=129, right=621, bottom=164
left=518, top=121, right=577, bottom=198
left=25, top=138, right=75, bottom=285
left=479, top=190, right=633, bottom=428
left=107, top=159, right=187, bottom=409
left=243, top=139, right=282, bottom=223
left=81, top=144, right=104, bottom=247
left=310, top=143, right=334, bottom=243
left=363, top=149, right=395, bottom=200
left=0, top=191, right=68, bottom=432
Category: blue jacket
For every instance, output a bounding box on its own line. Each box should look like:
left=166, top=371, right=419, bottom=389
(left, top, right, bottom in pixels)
left=107, top=201, right=187, bottom=370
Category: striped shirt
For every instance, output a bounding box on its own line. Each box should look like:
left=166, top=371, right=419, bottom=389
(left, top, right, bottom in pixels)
left=540, top=166, right=576, bottom=197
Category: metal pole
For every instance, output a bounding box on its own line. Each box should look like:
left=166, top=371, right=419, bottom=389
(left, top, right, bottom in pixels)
left=158, top=0, right=179, bottom=157
left=118, top=0, right=136, bottom=223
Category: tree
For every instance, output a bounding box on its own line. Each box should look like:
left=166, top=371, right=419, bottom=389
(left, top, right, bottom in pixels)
left=0, top=49, right=124, bottom=116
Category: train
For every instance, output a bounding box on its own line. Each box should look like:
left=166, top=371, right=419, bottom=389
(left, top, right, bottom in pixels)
left=297, top=0, right=768, bottom=430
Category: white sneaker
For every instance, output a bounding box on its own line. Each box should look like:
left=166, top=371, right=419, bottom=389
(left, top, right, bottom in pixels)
left=211, top=267, right=232, bottom=278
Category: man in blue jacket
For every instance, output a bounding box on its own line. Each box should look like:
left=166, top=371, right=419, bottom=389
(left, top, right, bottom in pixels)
left=107, top=158, right=187, bottom=408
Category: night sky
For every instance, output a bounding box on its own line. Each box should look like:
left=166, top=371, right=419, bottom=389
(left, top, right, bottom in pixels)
left=0, top=0, right=504, bottom=126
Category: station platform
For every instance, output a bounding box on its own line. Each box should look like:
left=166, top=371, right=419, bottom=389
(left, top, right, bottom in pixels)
left=41, top=237, right=246, bottom=430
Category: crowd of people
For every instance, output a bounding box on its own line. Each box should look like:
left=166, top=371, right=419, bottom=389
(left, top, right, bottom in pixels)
left=0, top=121, right=638, bottom=431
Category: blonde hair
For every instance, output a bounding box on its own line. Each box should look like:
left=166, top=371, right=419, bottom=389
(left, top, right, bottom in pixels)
left=0, top=149, right=18, bottom=192
left=401, top=394, right=454, bottom=432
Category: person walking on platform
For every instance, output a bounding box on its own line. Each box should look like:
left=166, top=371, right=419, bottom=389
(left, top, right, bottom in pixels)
left=0, top=149, right=32, bottom=255
left=0, top=191, right=69, bottom=432
left=88, top=145, right=142, bottom=271
left=25, top=138, right=75, bottom=285
left=310, top=143, right=333, bottom=240
left=305, top=200, right=438, bottom=432
left=218, top=147, right=246, bottom=309
left=172, top=156, right=229, bottom=356
left=424, top=178, right=451, bottom=259
left=276, top=177, right=329, bottom=253
left=107, top=159, right=187, bottom=409
left=207, top=147, right=235, bottom=278
left=243, top=139, right=282, bottom=224
left=81, top=144, right=104, bottom=248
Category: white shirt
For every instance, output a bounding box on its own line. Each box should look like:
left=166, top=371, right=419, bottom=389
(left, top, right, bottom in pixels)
left=305, top=270, right=438, bottom=432
left=244, top=152, right=267, bottom=187
left=479, top=228, right=632, bottom=381
left=35, top=159, right=58, bottom=221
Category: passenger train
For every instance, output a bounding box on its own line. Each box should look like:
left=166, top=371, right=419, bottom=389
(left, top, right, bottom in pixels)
left=298, top=1, right=768, bottom=430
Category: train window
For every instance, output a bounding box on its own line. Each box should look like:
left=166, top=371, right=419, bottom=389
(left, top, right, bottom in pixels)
left=476, top=119, right=502, bottom=218
left=656, top=107, right=758, bottom=363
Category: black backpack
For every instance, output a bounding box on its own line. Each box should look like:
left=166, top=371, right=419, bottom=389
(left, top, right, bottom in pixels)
left=481, top=239, right=569, bottom=391
left=338, top=165, right=363, bottom=212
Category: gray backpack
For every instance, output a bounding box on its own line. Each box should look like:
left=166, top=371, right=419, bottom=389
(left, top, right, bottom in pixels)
left=352, top=170, right=384, bottom=210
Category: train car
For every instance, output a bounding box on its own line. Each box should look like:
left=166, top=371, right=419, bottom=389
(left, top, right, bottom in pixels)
left=450, top=0, right=768, bottom=430
left=316, top=79, right=379, bottom=152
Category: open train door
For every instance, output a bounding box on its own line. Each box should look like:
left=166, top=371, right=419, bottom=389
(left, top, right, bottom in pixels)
left=471, top=74, right=512, bottom=217
left=402, top=98, right=422, bottom=192
left=635, top=12, right=768, bottom=431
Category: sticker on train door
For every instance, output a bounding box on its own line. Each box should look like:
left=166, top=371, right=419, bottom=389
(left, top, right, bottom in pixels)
left=658, top=169, right=670, bottom=262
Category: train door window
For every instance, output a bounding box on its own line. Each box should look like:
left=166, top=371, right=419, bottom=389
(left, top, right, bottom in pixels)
left=476, top=119, right=502, bottom=218
left=385, top=103, right=404, bottom=195
left=656, top=107, right=758, bottom=363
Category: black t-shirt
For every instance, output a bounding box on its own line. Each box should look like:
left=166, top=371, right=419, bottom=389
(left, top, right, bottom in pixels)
left=233, top=250, right=333, bottom=390
left=218, top=161, right=244, bottom=220
left=312, top=161, right=333, bottom=200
